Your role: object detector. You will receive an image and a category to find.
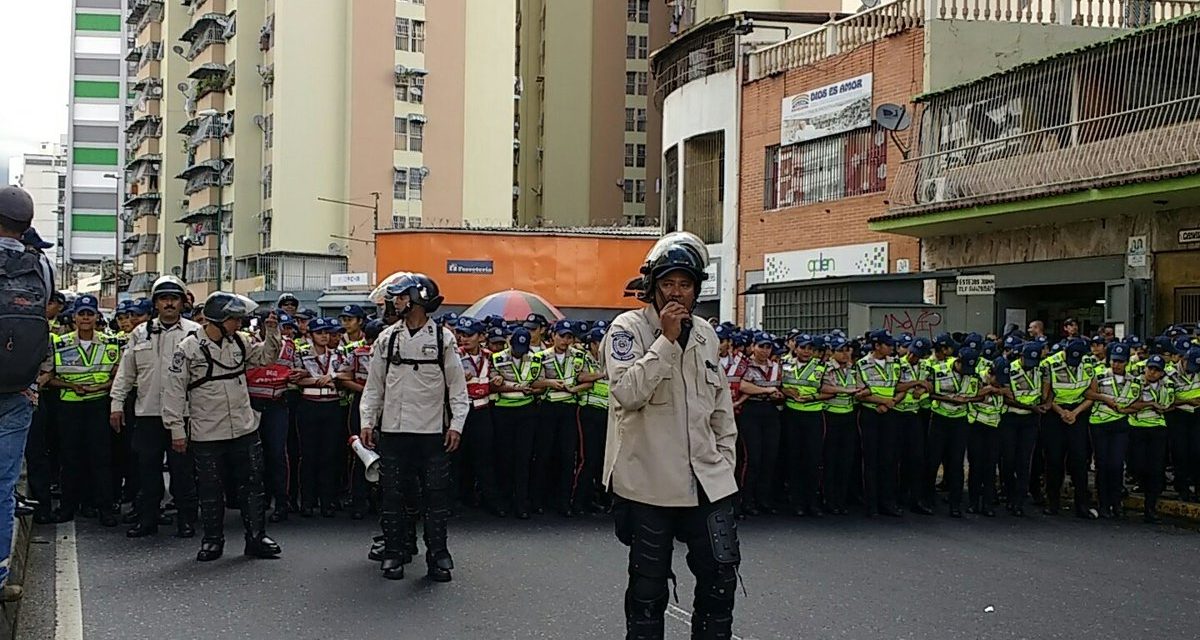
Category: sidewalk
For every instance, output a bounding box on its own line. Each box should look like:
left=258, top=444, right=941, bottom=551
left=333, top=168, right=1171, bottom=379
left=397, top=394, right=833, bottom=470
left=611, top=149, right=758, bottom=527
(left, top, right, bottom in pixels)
left=0, top=483, right=34, bottom=640
left=1123, top=492, right=1200, bottom=523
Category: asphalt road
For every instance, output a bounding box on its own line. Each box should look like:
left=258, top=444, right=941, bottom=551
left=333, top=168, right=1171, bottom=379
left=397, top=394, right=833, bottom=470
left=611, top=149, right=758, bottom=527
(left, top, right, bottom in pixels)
left=20, top=507, right=1200, bottom=640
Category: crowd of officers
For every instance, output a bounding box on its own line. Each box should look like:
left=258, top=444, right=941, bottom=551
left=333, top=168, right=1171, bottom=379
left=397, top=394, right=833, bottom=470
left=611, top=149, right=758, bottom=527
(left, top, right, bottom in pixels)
left=27, top=281, right=1200, bottom=545
left=716, top=322, right=1200, bottom=523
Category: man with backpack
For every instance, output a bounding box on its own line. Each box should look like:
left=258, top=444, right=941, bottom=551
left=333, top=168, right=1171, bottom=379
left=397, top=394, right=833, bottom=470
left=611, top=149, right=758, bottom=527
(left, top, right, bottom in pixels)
left=0, top=186, right=54, bottom=599
left=359, top=273, right=470, bottom=582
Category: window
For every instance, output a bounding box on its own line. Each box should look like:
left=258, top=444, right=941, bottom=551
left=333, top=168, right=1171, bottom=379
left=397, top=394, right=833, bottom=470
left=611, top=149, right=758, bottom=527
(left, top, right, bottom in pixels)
left=259, top=209, right=272, bottom=251
left=408, top=167, right=424, bottom=200
left=764, top=125, right=887, bottom=209
left=396, top=74, right=423, bottom=103
left=636, top=36, right=648, bottom=59
left=264, top=81, right=273, bottom=101
left=409, top=119, right=424, bottom=152
left=394, top=167, right=408, bottom=199
left=626, top=36, right=637, bottom=59
left=625, top=108, right=636, bottom=132
left=263, top=114, right=273, bottom=149
left=625, top=143, right=646, bottom=168
left=623, top=179, right=634, bottom=203
left=635, top=179, right=646, bottom=203
left=626, top=71, right=648, bottom=96
left=627, top=0, right=649, bottom=22
left=625, top=143, right=635, bottom=167
left=394, top=117, right=408, bottom=151
left=636, top=108, right=647, bottom=132
left=411, top=20, right=425, bottom=53
left=395, top=18, right=409, bottom=50
left=663, top=145, right=678, bottom=232
left=636, top=143, right=646, bottom=168
left=262, top=164, right=272, bottom=199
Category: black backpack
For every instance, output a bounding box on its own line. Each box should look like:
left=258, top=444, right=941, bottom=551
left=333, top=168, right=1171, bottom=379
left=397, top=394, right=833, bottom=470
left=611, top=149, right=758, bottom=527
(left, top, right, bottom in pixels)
left=0, top=247, right=49, bottom=393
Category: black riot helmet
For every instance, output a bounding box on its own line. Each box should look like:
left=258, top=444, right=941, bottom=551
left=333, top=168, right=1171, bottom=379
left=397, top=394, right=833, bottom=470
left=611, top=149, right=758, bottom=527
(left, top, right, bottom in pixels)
left=636, top=232, right=709, bottom=305
left=201, top=291, right=258, bottom=330
left=385, top=273, right=444, bottom=315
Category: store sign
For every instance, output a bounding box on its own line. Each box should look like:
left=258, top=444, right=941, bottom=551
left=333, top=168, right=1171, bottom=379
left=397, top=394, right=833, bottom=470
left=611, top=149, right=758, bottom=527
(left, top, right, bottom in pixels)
left=446, top=259, right=494, bottom=275
left=956, top=274, right=995, bottom=296
left=781, top=73, right=873, bottom=145
left=329, top=272, right=369, bottom=287
left=764, top=242, right=888, bottom=283
left=1126, top=235, right=1148, bottom=267
left=700, top=260, right=720, bottom=300
left=1179, top=228, right=1200, bottom=244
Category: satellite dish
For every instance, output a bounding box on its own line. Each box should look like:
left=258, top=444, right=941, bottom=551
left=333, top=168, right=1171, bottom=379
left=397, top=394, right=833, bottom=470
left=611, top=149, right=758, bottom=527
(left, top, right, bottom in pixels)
left=860, top=0, right=881, bottom=8
left=875, top=103, right=912, bottom=131
left=327, top=242, right=343, bottom=255
left=171, top=266, right=182, bottom=276
left=252, top=115, right=266, bottom=130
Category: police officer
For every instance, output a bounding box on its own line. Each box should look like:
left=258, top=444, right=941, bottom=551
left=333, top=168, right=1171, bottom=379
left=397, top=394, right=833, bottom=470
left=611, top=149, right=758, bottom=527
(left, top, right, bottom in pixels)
left=162, top=292, right=282, bottom=561
left=820, top=335, right=863, bottom=515
left=532, top=319, right=582, bottom=517
left=339, top=318, right=385, bottom=519
left=1085, top=342, right=1138, bottom=518
left=453, top=317, right=503, bottom=516
left=967, top=350, right=1005, bottom=517
left=603, top=232, right=740, bottom=639
left=572, top=327, right=610, bottom=514
left=1127, top=355, right=1173, bottom=523
left=490, top=327, right=541, bottom=519
left=277, top=293, right=300, bottom=317
left=295, top=318, right=348, bottom=517
left=895, top=337, right=932, bottom=514
left=1170, top=346, right=1200, bottom=501
left=245, top=310, right=300, bottom=523
left=1042, top=337, right=1096, bottom=517
left=856, top=330, right=903, bottom=517
left=359, top=273, right=469, bottom=581
left=110, top=276, right=200, bottom=537
left=926, top=348, right=981, bottom=517
left=49, top=295, right=120, bottom=526
left=780, top=333, right=827, bottom=517
left=1001, top=342, right=1048, bottom=516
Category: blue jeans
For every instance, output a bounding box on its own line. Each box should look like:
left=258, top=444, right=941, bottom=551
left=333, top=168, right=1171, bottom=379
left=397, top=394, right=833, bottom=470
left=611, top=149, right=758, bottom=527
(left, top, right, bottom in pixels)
left=0, top=393, right=34, bottom=585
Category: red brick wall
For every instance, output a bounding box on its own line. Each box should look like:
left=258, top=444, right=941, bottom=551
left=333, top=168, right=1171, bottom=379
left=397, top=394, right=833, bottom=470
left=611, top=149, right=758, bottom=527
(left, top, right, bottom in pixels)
left=737, top=28, right=926, bottom=325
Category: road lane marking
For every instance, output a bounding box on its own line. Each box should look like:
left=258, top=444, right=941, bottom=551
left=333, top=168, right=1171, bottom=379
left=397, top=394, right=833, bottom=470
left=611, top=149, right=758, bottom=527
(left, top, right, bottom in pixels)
left=55, top=521, right=83, bottom=640
left=666, top=603, right=745, bottom=640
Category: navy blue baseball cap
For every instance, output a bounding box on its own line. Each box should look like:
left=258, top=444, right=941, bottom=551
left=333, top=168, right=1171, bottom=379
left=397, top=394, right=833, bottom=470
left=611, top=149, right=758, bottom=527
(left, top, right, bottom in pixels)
left=364, top=319, right=385, bottom=341
left=338, top=304, right=367, bottom=319
left=583, top=328, right=605, bottom=344
left=992, top=356, right=1011, bottom=385
left=1146, top=354, right=1167, bottom=371
left=294, top=307, right=316, bottom=320
left=20, top=227, right=53, bottom=249
left=455, top=317, right=484, bottom=335
left=1064, top=338, right=1088, bottom=366
left=74, top=295, right=99, bottom=314
left=510, top=327, right=533, bottom=355
left=811, top=334, right=828, bottom=350
left=132, top=297, right=151, bottom=316
left=552, top=319, right=577, bottom=336
left=715, top=325, right=733, bottom=341
left=933, top=333, right=957, bottom=349
left=1090, top=335, right=1107, bottom=346
left=829, top=335, right=850, bottom=350
left=487, top=326, right=508, bottom=343
left=309, top=318, right=334, bottom=334
left=963, top=333, right=984, bottom=351
left=1174, top=337, right=1193, bottom=355
left=753, top=332, right=775, bottom=346
left=958, top=347, right=980, bottom=371
left=1020, top=342, right=1043, bottom=366
left=868, top=329, right=896, bottom=347
left=593, top=320, right=609, bottom=331
left=1125, top=334, right=1143, bottom=348
left=981, top=340, right=998, bottom=359
left=278, top=312, right=297, bottom=329
left=114, top=300, right=133, bottom=316
left=523, top=313, right=549, bottom=329
left=1184, top=347, right=1200, bottom=374
left=910, top=337, right=933, bottom=357
left=1108, top=342, right=1130, bottom=362
left=1003, top=335, right=1024, bottom=351
left=794, top=333, right=814, bottom=348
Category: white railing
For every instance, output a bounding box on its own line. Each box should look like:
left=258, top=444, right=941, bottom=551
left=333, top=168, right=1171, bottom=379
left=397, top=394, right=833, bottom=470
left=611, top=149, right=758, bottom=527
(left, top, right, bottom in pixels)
left=748, top=0, right=1199, bottom=81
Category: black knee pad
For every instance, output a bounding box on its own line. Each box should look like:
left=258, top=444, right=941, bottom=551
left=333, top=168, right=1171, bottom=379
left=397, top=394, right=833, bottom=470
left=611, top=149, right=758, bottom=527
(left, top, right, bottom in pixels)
left=629, top=573, right=669, bottom=602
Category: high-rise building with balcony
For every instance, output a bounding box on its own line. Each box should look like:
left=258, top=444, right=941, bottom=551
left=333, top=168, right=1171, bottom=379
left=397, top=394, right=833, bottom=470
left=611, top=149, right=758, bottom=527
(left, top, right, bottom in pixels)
left=8, top=141, right=69, bottom=283
left=67, top=0, right=129, bottom=304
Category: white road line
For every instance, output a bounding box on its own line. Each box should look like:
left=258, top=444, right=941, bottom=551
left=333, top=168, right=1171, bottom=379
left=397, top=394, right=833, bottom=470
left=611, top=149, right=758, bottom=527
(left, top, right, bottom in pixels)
left=55, top=521, right=83, bottom=640
left=666, top=604, right=745, bottom=640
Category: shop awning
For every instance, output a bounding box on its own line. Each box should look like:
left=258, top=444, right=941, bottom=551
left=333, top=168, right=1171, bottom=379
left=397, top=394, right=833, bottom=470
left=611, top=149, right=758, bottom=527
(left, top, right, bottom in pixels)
left=743, top=270, right=959, bottom=295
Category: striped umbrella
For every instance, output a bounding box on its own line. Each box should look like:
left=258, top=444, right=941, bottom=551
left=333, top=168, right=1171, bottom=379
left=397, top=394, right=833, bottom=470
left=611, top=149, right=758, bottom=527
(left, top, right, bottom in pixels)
left=368, top=271, right=413, bottom=305
left=463, top=289, right=565, bottom=322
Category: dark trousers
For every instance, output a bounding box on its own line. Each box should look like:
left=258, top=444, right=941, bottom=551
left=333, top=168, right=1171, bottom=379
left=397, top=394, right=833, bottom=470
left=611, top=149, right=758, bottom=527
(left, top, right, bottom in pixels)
left=576, top=405, right=608, bottom=510
left=822, top=410, right=857, bottom=511
left=783, top=409, right=823, bottom=512
left=25, top=393, right=54, bottom=510
left=738, top=401, right=782, bottom=510
left=258, top=401, right=291, bottom=508
left=895, top=410, right=927, bottom=510
left=534, top=401, right=579, bottom=512
left=131, top=416, right=198, bottom=527
left=112, top=394, right=138, bottom=503
left=1129, top=427, right=1168, bottom=514
left=458, top=405, right=500, bottom=509
left=1000, top=412, right=1039, bottom=509
left=345, top=395, right=371, bottom=511
left=379, top=432, right=452, bottom=559
left=925, top=413, right=968, bottom=510
left=297, top=400, right=345, bottom=509
left=286, top=393, right=301, bottom=506
left=859, top=407, right=897, bottom=513
left=616, top=492, right=739, bottom=640
left=967, top=422, right=1001, bottom=507
left=1167, top=410, right=1200, bottom=495
left=1091, top=419, right=1129, bottom=514
left=494, top=404, right=535, bottom=513
left=58, top=399, right=114, bottom=515
left=1042, top=407, right=1091, bottom=511
left=192, top=431, right=268, bottom=542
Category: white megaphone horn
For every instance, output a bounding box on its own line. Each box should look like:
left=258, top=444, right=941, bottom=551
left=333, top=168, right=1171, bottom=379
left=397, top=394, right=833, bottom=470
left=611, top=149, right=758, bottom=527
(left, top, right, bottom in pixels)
left=349, top=435, right=381, bottom=483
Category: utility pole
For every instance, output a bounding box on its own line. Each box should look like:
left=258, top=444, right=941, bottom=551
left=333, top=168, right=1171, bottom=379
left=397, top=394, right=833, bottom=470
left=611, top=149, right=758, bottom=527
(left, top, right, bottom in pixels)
left=317, top=191, right=382, bottom=262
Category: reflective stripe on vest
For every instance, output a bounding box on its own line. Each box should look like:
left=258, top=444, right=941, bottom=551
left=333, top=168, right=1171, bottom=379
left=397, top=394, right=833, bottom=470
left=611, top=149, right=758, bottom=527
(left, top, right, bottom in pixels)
left=1007, top=362, right=1042, bottom=415
left=54, top=334, right=119, bottom=402
left=1089, top=372, right=1141, bottom=425
left=931, top=368, right=970, bottom=419
left=894, top=359, right=924, bottom=413
left=540, top=349, right=577, bottom=403
left=1048, top=361, right=1091, bottom=405
left=783, top=358, right=824, bottom=412
left=247, top=339, right=296, bottom=401
left=299, top=348, right=342, bottom=400
left=857, top=357, right=896, bottom=409
left=1129, top=381, right=1173, bottom=427
left=1172, top=370, right=1200, bottom=413
left=965, top=377, right=1003, bottom=427
left=825, top=366, right=857, bottom=414
left=462, top=350, right=492, bottom=408
left=493, top=351, right=540, bottom=407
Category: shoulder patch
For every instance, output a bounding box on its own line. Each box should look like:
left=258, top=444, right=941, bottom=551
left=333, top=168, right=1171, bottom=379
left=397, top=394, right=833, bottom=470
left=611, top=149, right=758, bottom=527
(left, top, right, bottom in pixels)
left=169, top=350, right=185, bottom=373
left=610, top=330, right=636, bottom=362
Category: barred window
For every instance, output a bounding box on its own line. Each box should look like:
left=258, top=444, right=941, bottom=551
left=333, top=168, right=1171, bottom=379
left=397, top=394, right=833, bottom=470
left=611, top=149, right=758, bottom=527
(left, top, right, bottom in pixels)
left=408, top=167, right=424, bottom=200
left=394, top=118, right=407, bottom=151
left=409, top=120, right=424, bottom=152
left=394, top=167, right=408, bottom=199
left=764, top=126, right=886, bottom=210
left=763, top=286, right=849, bottom=335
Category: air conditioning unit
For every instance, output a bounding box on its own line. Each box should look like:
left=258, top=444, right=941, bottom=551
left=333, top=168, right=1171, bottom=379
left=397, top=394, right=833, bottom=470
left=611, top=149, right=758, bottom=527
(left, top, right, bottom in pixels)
left=918, top=177, right=949, bottom=204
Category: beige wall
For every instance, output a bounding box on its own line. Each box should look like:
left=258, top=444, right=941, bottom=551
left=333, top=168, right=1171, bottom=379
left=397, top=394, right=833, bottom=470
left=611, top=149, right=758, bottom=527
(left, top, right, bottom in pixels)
left=155, top=0, right=188, bottom=278
left=541, top=0, right=594, bottom=227
left=342, top=0, right=395, bottom=274
left=424, top=0, right=466, bottom=227
left=589, top=0, right=625, bottom=225
left=461, top=0, right=517, bottom=227
left=226, top=0, right=266, bottom=266
left=515, top=0, right=545, bottom=225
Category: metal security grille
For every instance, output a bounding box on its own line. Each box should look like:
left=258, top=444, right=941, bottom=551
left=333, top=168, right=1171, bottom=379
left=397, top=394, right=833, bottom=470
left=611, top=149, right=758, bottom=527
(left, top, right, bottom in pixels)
left=764, top=125, right=886, bottom=209
left=682, top=132, right=724, bottom=244
left=663, top=145, right=679, bottom=233
left=1177, top=287, right=1200, bottom=324
left=762, top=285, right=849, bottom=334
left=652, top=28, right=735, bottom=108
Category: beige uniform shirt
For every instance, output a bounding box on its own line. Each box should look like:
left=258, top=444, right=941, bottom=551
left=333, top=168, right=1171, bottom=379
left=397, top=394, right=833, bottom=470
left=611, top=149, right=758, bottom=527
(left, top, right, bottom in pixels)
left=110, top=318, right=202, bottom=416
left=359, top=319, right=470, bottom=435
left=161, top=326, right=281, bottom=442
left=601, top=306, right=738, bottom=507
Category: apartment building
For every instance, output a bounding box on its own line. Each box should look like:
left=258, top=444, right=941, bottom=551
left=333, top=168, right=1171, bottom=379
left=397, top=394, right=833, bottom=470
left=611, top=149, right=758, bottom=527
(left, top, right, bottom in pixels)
left=9, top=141, right=68, bottom=281
left=67, top=0, right=128, bottom=303
left=514, top=0, right=670, bottom=228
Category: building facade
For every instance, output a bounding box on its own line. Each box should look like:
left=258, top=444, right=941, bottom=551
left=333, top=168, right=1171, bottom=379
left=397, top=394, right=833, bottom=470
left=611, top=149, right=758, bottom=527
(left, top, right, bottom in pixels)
left=67, top=0, right=129, bottom=304
left=9, top=142, right=68, bottom=281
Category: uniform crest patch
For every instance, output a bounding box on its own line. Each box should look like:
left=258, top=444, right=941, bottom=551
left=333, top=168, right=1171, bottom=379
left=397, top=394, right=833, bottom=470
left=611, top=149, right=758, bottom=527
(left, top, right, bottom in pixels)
left=610, top=330, right=635, bottom=362
left=169, top=351, right=185, bottom=373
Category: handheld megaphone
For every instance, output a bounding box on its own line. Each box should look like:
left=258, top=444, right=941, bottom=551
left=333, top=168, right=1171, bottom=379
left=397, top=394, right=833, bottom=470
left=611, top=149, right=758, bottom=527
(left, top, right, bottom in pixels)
left=349, top=435, right=381, bottom=483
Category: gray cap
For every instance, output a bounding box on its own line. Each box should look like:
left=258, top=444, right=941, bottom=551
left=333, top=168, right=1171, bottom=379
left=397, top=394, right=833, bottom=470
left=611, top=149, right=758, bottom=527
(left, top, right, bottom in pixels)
left=0, top=187, right=34, bottom=225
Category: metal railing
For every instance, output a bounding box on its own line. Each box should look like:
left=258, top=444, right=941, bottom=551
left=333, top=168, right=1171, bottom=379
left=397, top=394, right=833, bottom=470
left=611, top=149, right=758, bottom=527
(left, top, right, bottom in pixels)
left=187, top=115, right=226, bottom=149
left=186, top=23, right=226, bottom=60
left=138, top=42, right=163, bottom=71
left=653, top=29, right=736, bottom=107
left=127, top=272, right=160, bottom=295
left=126, top=119, right=162, bottom=154
left=234, top=254, right=348, bottom=291
left=128, top=234, right=161, bottom=257
left=886, top=13, right=1200, bottom=215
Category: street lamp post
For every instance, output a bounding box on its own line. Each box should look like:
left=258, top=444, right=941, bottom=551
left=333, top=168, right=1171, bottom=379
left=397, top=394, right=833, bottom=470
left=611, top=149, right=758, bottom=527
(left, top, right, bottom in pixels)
left=104, top=172, right=124, bottom=302
left=196, top=108, right=225, bottom=291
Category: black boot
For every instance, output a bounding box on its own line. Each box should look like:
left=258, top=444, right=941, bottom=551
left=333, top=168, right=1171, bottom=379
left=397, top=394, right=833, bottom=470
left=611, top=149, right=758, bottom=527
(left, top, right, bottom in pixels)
left=244, top=533, right=281, bottom=558
left=269, top=507, right=288, bottom=523
left=196, top=538, right=224, bottom=562
left=368, top=538, right=386, bottom=562
left=176, top=521, right=196, bottom=538
left=380, top=556, right=405, bottom=580
left=966, top=499, right=980, bottom=515
left=126, top=522, right=157, bottom=538
left=426, top=550, right=454, bottom=583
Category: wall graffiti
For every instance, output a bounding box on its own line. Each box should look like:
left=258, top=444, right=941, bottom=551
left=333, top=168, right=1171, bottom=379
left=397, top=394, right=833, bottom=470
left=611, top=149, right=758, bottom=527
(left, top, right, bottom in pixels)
left=881, top=309, right=944, bottom=338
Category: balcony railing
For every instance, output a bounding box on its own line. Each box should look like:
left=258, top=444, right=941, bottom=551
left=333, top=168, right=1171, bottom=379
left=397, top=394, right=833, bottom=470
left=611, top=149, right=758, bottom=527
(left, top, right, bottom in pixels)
left=126, top=118, right=162, bottom=154
left=884, top=12, right=1200, bottom=218
left=234, top=253, right=348, bottom=291
left=126, top=234, right=161, bottom=257
left=653, top=28, right=736, bottom=107
left=137, top=42, right=163, bottom=71
left=128, top=272, right=160, bottom=295
left=747, top=0, right=1198, bottom=82
left=186, top=257, right=219, bottom=283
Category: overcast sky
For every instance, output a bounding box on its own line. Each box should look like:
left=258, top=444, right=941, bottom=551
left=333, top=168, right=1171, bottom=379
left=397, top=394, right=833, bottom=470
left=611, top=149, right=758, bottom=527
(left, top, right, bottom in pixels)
left=0, top=1, right=71, bottom=183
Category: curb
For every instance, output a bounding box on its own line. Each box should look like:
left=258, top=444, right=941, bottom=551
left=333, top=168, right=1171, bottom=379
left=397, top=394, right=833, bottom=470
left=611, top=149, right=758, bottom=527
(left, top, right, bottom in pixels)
left=0, top=488, right=33, bottom=640
left=1123, top=494, right=1200, bottom=522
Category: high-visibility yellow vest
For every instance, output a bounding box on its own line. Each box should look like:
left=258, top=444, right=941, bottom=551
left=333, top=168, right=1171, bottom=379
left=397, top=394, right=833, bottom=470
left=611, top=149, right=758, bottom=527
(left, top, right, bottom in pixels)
left=894, top=358, right=924, bottom=413
left=1129, top=380, right=1173, bottom=428
left=576, top=352, right=609, bottom=410
left=1045, top=359, right=1093, bottom=405
left=1089, top=370, right=1141, bottom=425
left=856, top=356, right=897, bottom=410
left=492, top=350, right=541, bottom=408
left=538, top=347, right=578, bottom=404
left=1007, top=361, right=1043, bottom=415
left=1170, top=369, right=1200, bottom=414
left=930, top=367, right=970, bottom=419
left=54, top=332, right=120, bottom=402
left=783, top=358, right=825, bottom=412
left=824, top=365, right=858, bottom=415
left=967, top=376, right=1004, bottom=427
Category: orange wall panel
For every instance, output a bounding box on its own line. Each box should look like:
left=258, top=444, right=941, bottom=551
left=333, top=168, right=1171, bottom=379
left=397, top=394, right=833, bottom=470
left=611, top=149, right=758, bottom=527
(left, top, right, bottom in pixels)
left=376, top=231, right=657, bottom=309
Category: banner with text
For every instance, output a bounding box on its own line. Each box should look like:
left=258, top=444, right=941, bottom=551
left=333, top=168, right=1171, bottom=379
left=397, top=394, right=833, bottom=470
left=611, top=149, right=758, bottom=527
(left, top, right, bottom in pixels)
left=764, top=242, right=889, bottom=283
left=781, top=73, right=874, bottom=146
